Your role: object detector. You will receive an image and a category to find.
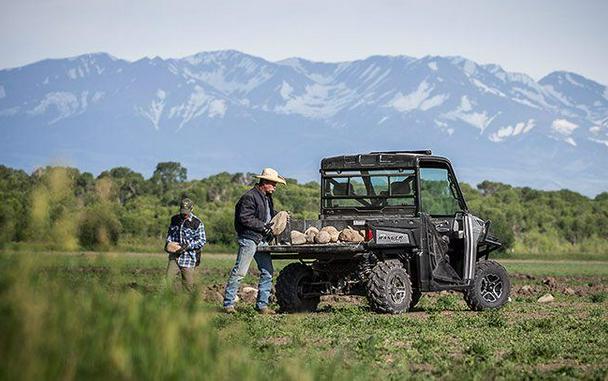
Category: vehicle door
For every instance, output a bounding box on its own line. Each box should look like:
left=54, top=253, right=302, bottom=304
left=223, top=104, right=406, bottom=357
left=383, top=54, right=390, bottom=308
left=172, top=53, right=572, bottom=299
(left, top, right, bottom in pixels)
left=418, top=162, right=472, bottom=283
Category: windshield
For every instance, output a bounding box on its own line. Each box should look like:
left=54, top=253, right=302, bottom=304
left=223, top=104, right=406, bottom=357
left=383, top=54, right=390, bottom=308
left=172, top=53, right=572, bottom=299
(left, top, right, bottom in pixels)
left=419, top=167, right=463, bottom=216
left=322, top=169, right=416, bottom=209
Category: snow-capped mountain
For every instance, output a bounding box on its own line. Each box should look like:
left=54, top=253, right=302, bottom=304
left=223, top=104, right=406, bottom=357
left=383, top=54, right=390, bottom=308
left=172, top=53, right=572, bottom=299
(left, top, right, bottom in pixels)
left=1, top=50, right=607, bottom=195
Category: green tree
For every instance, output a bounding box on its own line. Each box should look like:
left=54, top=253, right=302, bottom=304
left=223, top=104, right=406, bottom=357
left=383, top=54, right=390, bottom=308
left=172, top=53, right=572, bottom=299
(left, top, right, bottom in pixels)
left=98, top=167, right=146, bottom=205
left=0, top=166, right=31, bottom=244
left=150, top=162, right=187, bottom=196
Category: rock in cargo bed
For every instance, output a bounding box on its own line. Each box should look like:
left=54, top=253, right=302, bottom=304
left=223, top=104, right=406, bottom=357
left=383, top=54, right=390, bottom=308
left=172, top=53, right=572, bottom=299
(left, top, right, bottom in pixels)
left=260, top=218, right=369, bottom=259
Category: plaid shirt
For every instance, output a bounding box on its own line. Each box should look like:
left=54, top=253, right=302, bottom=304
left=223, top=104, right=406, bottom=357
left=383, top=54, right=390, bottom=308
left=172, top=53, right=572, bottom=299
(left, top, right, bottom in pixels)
left=166, top=213, right=206, bottom=268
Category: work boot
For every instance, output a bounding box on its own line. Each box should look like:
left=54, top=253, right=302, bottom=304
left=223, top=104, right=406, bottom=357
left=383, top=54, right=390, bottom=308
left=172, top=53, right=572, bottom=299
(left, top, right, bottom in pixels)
left=223, top=306, right=236, bottom=314
left=256, top=307, right=276, bottom=315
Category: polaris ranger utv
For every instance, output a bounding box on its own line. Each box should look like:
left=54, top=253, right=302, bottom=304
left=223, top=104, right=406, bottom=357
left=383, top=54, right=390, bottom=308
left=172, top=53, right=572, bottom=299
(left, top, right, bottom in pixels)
left=258, top=150, right=510, bottom=314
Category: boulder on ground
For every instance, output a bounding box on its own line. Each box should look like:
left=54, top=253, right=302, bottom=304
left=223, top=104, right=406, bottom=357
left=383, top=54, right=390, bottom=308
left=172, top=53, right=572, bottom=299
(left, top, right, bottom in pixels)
left=305, top=227, right=319, bottom=243
left=519, top=285, right=534, bottom=295
left=315, top=230, right=332, bottom=244
left=240, top=286, right=258, bottom=302
left=563, top=287, right=576, bottom=296
left=543, top=276, right=557, bottom=288
left=537, top=293, right=555, bottom=303
left=320, top=226, right=340, bottom=242
left=290, top=231, right=307, bottom=245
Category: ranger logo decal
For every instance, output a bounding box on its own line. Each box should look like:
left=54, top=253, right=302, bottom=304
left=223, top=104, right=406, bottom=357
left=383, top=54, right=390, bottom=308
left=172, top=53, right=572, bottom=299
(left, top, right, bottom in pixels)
left=376, top=230, right=410, bottom=244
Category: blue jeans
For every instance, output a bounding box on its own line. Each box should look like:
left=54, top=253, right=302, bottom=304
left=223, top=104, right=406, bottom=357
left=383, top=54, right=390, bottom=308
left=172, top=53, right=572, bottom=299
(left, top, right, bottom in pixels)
left=223, top=238, right=273, bottom=310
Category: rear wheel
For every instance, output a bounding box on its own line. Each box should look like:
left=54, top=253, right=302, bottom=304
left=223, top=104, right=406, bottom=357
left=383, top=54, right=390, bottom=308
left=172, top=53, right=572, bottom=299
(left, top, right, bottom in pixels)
left=366, top=260, right=412, bottom=314
left=276, top=263, right=320, bottom=313
left=464, top=260, right=511, bottom=311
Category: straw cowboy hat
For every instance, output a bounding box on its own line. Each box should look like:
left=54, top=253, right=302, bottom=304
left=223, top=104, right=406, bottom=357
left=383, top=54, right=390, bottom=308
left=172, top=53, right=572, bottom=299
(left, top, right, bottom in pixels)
left=255, top=168, right=287, bottom=185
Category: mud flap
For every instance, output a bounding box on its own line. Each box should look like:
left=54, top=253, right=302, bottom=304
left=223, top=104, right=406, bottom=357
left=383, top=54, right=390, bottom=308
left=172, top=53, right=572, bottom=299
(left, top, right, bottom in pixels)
left=421, top=214, right=461, bottom=283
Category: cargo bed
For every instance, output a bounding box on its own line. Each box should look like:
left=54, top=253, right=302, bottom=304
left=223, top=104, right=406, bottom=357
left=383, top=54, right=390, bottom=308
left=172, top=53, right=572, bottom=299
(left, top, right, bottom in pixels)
left=263, top=218, right=369, bottom=259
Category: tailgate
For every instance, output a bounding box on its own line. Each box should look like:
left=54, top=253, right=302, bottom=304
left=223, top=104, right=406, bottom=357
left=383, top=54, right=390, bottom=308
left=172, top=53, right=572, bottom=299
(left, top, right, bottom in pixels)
left=258, top=242, right=367, bottom=260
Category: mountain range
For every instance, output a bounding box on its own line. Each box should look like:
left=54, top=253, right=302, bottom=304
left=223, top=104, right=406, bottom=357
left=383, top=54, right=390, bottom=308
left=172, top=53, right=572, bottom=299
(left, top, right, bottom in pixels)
left=1, top=50, right=607, bottom=195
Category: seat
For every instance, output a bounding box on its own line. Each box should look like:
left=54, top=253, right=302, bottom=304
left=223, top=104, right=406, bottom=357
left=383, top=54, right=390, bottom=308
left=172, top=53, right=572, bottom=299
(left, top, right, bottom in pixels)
left=383, top=179, right=413, bottom=206
left=333, top=182, right=354, bottom=196
left=390, top=180, right=411, bottom=195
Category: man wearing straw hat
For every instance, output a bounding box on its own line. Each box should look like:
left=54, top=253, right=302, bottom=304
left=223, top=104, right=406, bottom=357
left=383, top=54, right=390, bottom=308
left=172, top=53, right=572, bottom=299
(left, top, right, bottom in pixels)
left=223, top=168, right=289, bottom=314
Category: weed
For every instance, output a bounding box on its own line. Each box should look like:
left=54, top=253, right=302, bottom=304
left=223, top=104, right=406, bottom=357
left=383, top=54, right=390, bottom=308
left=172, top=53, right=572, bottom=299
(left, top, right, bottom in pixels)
left=483, top=310, right=507, bottom=328
left=464, top=341, right=491, bottom=363
left=432, top=294, right=460, bottom=311
left=527, top=340, right=560, bottom=362
left=589, top=292, right=606, bottom=303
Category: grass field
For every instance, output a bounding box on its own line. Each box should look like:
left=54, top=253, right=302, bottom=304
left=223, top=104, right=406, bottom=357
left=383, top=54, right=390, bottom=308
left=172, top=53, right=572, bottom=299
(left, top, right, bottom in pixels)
left=1, top=252, right=607, bottom=380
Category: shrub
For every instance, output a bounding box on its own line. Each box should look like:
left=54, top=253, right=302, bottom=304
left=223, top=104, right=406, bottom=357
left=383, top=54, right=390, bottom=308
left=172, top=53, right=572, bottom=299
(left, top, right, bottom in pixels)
left=79, top=205, right=122, bottom=249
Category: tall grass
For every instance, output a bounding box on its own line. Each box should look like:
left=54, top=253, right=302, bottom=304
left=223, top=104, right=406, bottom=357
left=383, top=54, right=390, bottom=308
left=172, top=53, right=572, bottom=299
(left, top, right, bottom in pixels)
left=507, top=232, right=608, bottom=260
left=0, top=255, right=347, bottom=381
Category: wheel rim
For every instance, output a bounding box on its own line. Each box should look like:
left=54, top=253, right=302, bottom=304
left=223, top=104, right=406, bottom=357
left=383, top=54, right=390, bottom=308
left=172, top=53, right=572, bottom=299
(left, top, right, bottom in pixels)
left=480, top=274, right=503, bottom=303
left=388, top=274, right=407, bottom=304
left=296, top=273, right=313, bottom=300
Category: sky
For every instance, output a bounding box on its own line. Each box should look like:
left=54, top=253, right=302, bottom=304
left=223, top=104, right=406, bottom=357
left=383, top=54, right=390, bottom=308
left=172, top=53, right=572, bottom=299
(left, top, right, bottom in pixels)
left=1, top=0, right=607, bottom=84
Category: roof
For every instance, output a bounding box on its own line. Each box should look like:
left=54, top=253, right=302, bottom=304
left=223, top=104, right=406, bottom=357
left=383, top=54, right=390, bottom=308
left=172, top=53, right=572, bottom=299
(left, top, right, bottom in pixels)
left=321, top=150, right=448, bottom=170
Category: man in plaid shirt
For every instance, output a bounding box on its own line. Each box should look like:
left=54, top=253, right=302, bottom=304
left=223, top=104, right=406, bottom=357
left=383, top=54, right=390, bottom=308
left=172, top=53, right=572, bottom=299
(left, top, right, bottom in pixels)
left=165, top=198, right=206, bottom=292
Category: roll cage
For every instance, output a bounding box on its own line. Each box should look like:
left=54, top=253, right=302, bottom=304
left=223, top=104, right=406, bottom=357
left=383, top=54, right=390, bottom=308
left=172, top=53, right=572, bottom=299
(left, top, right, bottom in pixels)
left=320, top=152, right=468, bottom=217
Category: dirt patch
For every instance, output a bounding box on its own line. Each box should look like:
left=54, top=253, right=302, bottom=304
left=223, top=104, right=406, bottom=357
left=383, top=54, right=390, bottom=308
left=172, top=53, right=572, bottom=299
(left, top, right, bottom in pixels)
left=514, top=283, right=607, bottom=298
left=41, top=266, right=112, bottom=275
left=405, top=311, right=431, bottom=320
left=410, top=363, right=435, bottom=373
left=124, top=281, right=156, bottom=293
left=511, top=273, right=537, bottom=281
left=320, top=295, right=366, bottom=304
left=542, top=276, right=558, bottom=288
left=130, top=268, right=164, bottom=276
left=201, top=284, right=225, bottom=303
left=259, top=336, right=292, bottom=346
left=534, top=360, right=593, bottom=374
left=200, top=283, right=261, bottom=304
left=387, top=339, right=412, bottom=349
left=423, top=290, right=460, bottom=298
left=383, top=353, right=395, bottom=365
left=512, top=272, right=608, bottom=298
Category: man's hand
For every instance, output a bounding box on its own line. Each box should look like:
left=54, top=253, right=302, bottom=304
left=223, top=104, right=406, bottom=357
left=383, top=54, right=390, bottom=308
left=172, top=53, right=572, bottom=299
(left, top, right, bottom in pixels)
left=263, top=222, right=274, bottom=237
left=178, top=241, right=191, bottom=253
left=165, top=241, right=182, bottom=254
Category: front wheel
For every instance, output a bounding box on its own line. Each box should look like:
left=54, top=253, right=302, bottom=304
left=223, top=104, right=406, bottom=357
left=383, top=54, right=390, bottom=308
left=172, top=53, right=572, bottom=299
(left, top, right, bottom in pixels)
left=464, top=260, right=511, bottom=311
left=276, top=263, right=320, bottom=313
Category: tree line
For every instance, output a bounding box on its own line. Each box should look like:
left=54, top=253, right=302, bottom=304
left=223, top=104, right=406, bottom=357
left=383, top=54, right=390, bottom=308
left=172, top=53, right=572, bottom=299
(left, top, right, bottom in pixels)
left=0, top=163, right=606, bottom=255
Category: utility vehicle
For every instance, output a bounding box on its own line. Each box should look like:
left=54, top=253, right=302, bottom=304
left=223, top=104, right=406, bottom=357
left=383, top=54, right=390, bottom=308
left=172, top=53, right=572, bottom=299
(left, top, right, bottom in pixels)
left=259, top=150, right=510, bottom=313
